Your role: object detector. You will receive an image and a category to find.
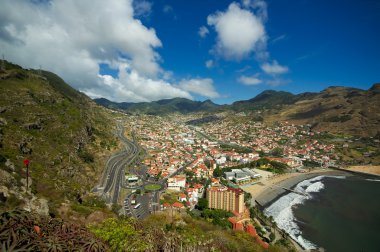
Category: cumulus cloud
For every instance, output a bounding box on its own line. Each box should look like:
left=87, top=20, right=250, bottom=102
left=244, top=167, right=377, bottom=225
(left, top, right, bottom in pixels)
left=207, top=2, right=266, bottom=60
left=0, top=0, right=216, bottom=102
left=205, top=1, right=289, bottom=79
left=261, top=60, right=289, bottom=74
left=178, top=78, right=220, bottom=98
left=238, top=75, right=262, bottom=85
left=91, top=62, right=192, bottom=102
left=198, top=26, right=209, bottom=38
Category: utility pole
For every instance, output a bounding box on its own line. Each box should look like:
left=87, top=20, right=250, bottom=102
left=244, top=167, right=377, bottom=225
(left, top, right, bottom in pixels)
left=38, top=65, right=42, bottom=75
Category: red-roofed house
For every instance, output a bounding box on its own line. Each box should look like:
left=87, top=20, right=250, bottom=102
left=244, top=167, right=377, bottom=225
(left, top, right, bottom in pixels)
left=178, top=193, right=187, bottom=202
left=172, top=202, right=184, bottom=209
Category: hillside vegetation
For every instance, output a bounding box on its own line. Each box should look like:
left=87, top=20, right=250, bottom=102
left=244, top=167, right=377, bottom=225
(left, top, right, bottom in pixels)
left=0, top=61, right=117, bottom=217
left=263, top=85, right=380, bottom=136
left=97, top=84, right=380, bottom=137
left=95, top=97, right=221, bottom=115
left=0, top=208, right=290, bottom=252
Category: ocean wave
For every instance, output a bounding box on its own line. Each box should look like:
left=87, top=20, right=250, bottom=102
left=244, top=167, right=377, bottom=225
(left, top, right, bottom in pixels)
left=264, top=175, right=345, bottom=250
left=366, top=179, right=380, bottom=182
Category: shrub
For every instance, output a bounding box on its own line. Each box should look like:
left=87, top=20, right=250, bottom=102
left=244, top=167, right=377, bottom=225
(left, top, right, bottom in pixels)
left=78, top=150, right=94, bottom=163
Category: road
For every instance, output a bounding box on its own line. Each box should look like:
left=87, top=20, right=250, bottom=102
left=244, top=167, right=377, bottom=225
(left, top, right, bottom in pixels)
left=96, top=122, right=140, bottom=204
left=96, top=122, right=194, bottom=220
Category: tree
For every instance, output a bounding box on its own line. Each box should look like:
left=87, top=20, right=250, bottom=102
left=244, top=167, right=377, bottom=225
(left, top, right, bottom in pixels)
left=271, top=147, right=284, bottom=157
left=257, top=158, right=270, bottom=167
left=213, top=167, right=223, bottom=178
left=269, top=232, right=276, bottom=242
left=249, top=207, right=257, bottom=218
left=197, top=198, right=208, bottom=211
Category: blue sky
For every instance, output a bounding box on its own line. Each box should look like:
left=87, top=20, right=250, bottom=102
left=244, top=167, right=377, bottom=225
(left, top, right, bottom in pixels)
left=137, top=0, right=380, bottom=104
left=1, top=0, right=379, bottom=104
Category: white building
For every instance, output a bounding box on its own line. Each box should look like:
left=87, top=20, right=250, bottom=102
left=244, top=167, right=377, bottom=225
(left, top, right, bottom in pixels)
left=167, top=175, right=186, bottom=191
left=216, top=156, right=226, bottom=165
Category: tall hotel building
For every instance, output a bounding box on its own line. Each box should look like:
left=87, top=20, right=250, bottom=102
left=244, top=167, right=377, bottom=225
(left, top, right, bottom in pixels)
left=206, top=186, right=245, bottom=214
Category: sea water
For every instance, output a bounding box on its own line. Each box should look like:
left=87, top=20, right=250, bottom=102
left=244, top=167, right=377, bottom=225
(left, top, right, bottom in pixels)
left=264, top=175, right=380, bottom=251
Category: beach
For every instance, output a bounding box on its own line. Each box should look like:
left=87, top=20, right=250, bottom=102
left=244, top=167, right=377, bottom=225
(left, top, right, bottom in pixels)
left=242, top=168, right=348, bottom=207
left=344, top=165, right=380, bottom=176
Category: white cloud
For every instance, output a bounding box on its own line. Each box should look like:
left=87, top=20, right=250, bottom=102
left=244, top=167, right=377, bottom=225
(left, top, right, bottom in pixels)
left=242, top=0, right=268, bottom=21
left=207, top=2, right=266, bottom=60
left=238, top=75, right=262, bottom=85
left=205, top=1, right=289, bottom=79
left=178, top=78, right=220, bottom=98
left=261, top=60, right=288, bottom=74
left=205, top=60, right=214, bottom=68
left=133, top=0, right=153, bottom=17
left=90, top=62, right=192, bottom=102
left=0, top=0, right=217, bottom=102
left=198, top=26, right=209, bottom=38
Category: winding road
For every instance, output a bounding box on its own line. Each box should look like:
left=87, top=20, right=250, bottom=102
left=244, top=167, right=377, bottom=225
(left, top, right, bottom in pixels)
left=97, top=122, right=140, bottom=204
left=96, top=121, right=195, bottom=219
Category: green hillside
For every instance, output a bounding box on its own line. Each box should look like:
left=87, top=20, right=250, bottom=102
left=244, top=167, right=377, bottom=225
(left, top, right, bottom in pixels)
left=95, top=97, right=221, bottom=115
left=0, top=61, right=117, bottom=216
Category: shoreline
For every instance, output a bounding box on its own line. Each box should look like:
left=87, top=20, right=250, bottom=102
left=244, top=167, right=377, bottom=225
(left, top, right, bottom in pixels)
left=244, top=169, right=350, bottom=251
left=243, top=168, right=349, bottom=208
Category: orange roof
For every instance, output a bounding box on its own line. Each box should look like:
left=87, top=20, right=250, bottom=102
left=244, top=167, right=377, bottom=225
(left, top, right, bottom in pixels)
left=193, top=184, right=203, bottom=189
left=235, top=223, right=244, bottom=231
left=172, top=202, right=184, bottom=208
left=163, top=202, right=171, bottom=207
left=228, top=217, right=237, bottom=224
left=246, top=224, right=257, bottom=237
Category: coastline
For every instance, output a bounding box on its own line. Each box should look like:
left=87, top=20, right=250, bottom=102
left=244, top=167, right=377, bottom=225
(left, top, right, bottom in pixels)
left=243, top=168, right=349, bottom=208
left=339, top=165, right=380, bottom=177
left=243, top=169, right=350, bottom=251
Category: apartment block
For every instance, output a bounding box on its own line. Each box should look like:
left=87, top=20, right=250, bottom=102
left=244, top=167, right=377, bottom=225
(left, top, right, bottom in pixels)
left=206, top=186, right=244, bottom=214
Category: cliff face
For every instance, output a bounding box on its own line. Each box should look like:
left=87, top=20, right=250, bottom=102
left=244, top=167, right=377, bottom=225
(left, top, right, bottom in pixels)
left=0, top=62, right=116, bottom=215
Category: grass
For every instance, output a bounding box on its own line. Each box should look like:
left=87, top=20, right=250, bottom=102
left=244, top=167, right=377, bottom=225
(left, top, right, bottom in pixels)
left=144, top=184, right=161, bottom=191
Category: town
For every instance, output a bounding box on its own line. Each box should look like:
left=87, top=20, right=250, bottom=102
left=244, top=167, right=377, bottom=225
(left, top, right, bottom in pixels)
left=120, top=113, right=339, bottom=247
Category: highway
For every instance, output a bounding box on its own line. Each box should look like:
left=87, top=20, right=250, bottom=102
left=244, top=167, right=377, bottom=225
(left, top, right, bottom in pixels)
left=96, top=122, right=194, bottom=219
left=97, top=122, right=140, bottom=204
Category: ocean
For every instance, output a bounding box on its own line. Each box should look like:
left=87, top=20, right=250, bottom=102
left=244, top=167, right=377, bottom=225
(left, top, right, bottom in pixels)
left=264, top=174, right=380, bottom=251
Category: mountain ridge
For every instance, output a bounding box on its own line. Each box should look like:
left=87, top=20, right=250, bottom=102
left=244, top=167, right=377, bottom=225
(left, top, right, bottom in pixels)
left=95, top=97, right=221, bottom=115
left=95, top=84, right=380, bottom=136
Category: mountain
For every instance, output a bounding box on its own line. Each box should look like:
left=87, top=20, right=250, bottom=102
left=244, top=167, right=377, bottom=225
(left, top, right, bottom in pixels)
left=231, top=90, right=301, bottom=111
left=95, top=84, right=380, bottom=136
left=264, top=85, right=380, bottom=136
left=94, top=97, right=220, bottom=115
left=0, top=61, right=116, bottom=216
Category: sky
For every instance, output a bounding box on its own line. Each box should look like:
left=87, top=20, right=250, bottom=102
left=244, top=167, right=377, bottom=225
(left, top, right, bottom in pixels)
left=1, top=0, right=379, bottom=104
